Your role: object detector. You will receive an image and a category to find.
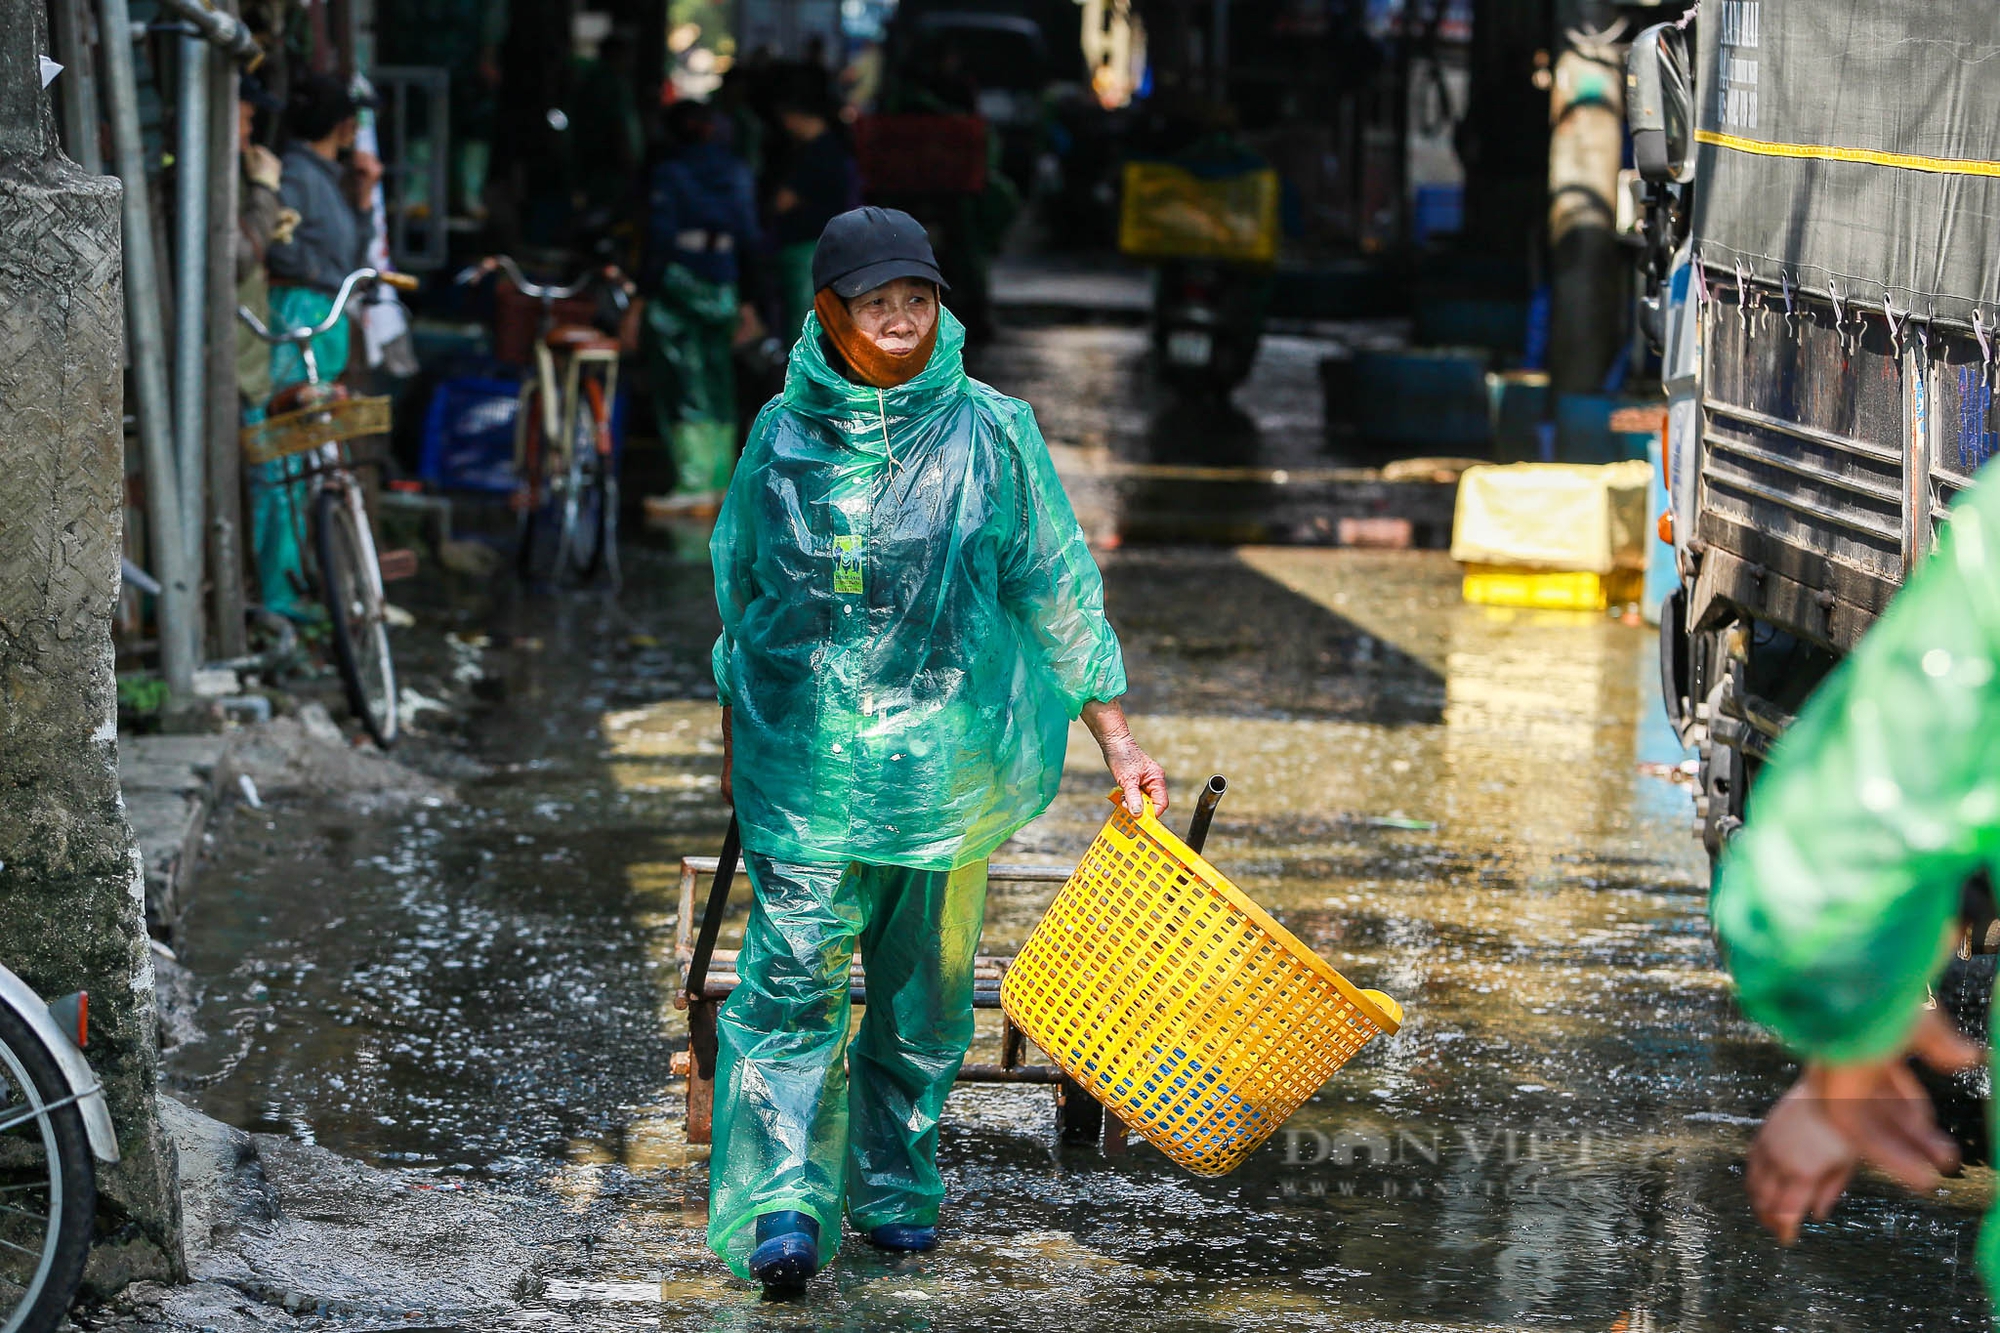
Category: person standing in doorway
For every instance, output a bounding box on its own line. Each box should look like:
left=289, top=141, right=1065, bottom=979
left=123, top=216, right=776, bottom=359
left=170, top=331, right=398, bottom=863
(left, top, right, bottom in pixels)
left=233, top=74, right=303, bottom=619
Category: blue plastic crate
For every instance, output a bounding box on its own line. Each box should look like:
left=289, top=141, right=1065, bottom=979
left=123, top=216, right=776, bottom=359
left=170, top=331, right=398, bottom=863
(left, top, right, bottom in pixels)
left=419, top=376, right=627, bottom=495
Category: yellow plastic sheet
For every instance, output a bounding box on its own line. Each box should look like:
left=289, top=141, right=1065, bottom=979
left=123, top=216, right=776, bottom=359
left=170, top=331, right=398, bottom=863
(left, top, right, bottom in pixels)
left=1449, top=460, right=1654, bottom=574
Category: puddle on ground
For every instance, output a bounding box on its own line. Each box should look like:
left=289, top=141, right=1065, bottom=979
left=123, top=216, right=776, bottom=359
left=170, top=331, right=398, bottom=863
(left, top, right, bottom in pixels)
left=171, top=324, right=1990, bottom=1331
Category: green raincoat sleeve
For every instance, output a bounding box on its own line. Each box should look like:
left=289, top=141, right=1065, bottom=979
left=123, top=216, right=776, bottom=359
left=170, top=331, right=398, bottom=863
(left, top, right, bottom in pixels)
left=709, top=406, right=775, bottom=712
left=1712, top=476, right=2000, bottom=1063
left=991, top=394, right=1128, bottom=716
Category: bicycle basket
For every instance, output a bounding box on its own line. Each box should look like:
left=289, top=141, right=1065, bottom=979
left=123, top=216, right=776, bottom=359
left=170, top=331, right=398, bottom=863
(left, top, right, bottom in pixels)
left=241, top=396, right=391, bottom=466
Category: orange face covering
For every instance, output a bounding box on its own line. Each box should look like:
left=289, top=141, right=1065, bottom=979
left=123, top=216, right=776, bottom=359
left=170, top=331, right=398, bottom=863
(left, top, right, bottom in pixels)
left=814, top=287, right=939, bottom=390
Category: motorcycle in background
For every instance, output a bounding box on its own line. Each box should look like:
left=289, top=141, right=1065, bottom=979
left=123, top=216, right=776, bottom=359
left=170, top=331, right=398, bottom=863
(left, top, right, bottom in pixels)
left=1119, top=139, right=1280, bottom=399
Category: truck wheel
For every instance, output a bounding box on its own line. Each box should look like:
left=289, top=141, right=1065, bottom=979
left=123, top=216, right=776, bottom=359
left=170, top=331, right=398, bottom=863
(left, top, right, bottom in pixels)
left=1697, top=735, right=1745, bottom=866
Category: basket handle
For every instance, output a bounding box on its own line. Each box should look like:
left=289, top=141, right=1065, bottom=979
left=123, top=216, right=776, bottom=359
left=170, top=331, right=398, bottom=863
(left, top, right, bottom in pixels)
left=1361, top=989, right=1404, bottom=1027
left=1108, top=775, right=1228, bottom=856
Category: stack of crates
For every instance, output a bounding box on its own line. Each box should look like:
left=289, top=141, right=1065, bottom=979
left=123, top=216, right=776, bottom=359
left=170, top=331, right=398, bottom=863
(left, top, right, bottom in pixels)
left=1449, top=460, right=1654, bottom=610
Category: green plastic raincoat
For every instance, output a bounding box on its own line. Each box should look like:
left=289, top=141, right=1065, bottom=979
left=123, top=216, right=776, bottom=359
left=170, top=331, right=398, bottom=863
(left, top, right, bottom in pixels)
left=709, top=305, right=1127, bottom=870
left=1712, top=470, right=2000, bottom=1289
left=705, top=305, right=1126, bottom=1278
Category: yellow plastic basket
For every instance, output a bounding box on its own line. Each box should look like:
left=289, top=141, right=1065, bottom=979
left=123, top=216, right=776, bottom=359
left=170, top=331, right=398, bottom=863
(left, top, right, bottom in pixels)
left=240, top=395, right=390, bottom=466
left=1001, top=796, right=1402, bottom=1176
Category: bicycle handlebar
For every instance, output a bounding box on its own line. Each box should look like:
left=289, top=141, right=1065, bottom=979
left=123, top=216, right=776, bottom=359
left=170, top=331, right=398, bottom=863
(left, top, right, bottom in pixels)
left=236, top=267, right=409, bottom=345
left=454, top=254, right=628, bottom=303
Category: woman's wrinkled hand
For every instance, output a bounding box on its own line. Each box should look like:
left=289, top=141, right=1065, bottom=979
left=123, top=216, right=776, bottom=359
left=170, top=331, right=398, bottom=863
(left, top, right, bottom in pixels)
left=1081, top=700, right=1167, bottom=816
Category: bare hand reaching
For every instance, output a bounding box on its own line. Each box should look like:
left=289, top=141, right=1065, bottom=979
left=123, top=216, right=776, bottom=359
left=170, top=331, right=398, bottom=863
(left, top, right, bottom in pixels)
left=1746, top=1009, right=1981, bottom=1244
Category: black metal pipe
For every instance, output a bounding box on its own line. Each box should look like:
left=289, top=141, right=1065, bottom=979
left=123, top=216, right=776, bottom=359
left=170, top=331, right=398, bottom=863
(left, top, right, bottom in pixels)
left=957, top=1064, right=1065, bottom=1084
left=689, top=978, right=1010, bottom=1005
left=1185, top=774, right=1228, bottom=855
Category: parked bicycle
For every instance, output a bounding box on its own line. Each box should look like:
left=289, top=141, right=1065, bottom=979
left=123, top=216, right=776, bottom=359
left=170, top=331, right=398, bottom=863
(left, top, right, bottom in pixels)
left=238, top=267, right=419, bottom=748
left=456, top=256, right=632, bottom=588
left=0, top=964, right=118, bottom=1333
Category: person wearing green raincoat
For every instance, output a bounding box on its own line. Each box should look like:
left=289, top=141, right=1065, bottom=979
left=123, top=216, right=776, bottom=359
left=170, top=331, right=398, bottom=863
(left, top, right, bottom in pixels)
left=639, top=101, right=763, bottom=515
left=259, top=74, right=379, bottom=620
left=1712, top=470, right=2000, bottom=1292
left=706, top=207, right=1168, bottom=1291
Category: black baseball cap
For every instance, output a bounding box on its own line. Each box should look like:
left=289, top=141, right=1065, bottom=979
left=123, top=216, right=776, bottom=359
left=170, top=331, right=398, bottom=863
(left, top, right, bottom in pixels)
left=286, top=72, right=371, bottom=141
left=812, top=207, right=949, bottom=299
left=239, top=73, right=283, bottom=112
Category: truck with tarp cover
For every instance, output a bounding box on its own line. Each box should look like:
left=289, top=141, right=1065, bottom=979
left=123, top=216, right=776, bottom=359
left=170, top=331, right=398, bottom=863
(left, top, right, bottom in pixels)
left=1629, top=0, right=2000, bottom=860
left=1628, top=0, right=2000, bottom=1152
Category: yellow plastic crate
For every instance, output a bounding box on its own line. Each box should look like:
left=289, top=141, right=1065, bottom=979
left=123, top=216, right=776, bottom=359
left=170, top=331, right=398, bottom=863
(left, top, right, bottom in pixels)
left=1117, top=161, right=1281, bottom=264
left=1000, top=796, right=1401, bottom=1176
left=1460, top=563, right=1643, bottom=611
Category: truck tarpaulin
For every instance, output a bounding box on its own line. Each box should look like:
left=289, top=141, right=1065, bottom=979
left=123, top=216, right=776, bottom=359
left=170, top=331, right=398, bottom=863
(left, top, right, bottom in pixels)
left=1691, top=0, right=2000, bottom=329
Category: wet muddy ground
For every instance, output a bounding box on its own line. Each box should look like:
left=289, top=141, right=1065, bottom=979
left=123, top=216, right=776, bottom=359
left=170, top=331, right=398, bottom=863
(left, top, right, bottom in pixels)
left=161, top=321, right=1991, bottom=1330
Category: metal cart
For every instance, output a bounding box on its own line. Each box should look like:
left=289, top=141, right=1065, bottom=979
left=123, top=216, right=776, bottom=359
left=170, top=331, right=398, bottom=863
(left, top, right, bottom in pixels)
left=666, top=780, right=1228, bottom=1155
left=669, top=854, right=1133, bottom=1154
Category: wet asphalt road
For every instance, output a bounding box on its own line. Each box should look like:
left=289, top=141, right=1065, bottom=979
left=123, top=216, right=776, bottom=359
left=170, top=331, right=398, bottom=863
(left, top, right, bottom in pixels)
left=166, top=320, right=1992, bottom=1330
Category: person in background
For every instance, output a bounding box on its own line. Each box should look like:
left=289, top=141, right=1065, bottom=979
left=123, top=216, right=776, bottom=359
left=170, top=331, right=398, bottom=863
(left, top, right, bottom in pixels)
left=234, top=74, right=305, bottom=618
left=639, top=100, right=765, bottom=520
left=570, top=28, right=647, bottom=225
left=765, top=78, right=858, bottom=343
left=251, top=73, right=379, bottom=621
left=267, top=71, right=380, bottom=381
left=1710, top=471, right=2000, bottom=1289
left=875, top=40, right=1018, bottom=342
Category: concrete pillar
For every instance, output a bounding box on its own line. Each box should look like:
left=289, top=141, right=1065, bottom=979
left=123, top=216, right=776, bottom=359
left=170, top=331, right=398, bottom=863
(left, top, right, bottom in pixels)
left=0, top=0, right=185, bottom=1289
left=1545, top=24, right=1627, bottom=398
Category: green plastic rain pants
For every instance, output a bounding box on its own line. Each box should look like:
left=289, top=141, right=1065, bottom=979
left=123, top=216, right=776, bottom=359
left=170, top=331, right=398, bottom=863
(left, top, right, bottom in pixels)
left=642, top=264, right=740, bottom=497
left=1712, top=467, right=2000, bottom=1297
left=251, top=286, right=348, bottom=620
left=707, top=853, right=988, bottom=1278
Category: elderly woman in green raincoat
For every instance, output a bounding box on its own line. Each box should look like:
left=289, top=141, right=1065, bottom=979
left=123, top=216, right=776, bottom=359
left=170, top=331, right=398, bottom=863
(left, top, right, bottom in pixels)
left=706, top=207, right=1168, bottom=1290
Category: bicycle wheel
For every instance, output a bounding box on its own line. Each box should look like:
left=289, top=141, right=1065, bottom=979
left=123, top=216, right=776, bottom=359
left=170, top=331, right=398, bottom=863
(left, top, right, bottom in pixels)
left=315, top=487, right=400, bottom=747
left=0, top=1004, right=96, bottom=1333
left=557, top=376, right=613, bottom=583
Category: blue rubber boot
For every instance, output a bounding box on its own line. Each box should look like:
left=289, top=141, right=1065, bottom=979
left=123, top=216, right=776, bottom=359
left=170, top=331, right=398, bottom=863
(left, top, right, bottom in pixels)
left=867, top=1222, right=938, bottom=1252
left=748, top=1211, right=819, bottom=1290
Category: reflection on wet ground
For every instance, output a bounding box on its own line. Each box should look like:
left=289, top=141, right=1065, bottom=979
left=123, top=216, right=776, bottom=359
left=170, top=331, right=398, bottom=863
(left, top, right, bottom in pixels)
left=172, top=321, right=1989, bottom=1329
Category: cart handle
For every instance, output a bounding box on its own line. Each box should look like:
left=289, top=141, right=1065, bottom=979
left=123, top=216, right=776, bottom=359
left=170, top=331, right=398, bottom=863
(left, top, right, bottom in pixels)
left=683, top=816, right=741, bottom=1002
